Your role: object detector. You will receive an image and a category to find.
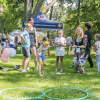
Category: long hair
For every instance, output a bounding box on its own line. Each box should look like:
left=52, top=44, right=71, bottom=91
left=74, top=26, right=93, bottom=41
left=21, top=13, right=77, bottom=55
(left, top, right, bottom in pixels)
left=75, top=26, right=83, bottom=39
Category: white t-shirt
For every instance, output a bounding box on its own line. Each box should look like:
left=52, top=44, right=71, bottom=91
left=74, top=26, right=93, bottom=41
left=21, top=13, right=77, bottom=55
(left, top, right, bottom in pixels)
left=9, top=36, right=15, bottom=45
left=95, top=41, right=100, bottom=55
left=54, top=37, right=66, bottom=45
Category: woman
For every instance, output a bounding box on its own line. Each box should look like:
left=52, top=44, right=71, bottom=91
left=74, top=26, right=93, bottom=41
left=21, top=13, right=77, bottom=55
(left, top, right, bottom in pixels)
left=70, top=26, right=88, bottom=73
left=27, top=18, right=38, bottom=70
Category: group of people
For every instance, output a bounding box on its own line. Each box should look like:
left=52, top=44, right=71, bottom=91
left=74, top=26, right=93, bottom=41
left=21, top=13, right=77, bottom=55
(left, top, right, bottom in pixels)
left=54, top=23, right=100, bottom=74
left=0, top=5, right=100, bottom=75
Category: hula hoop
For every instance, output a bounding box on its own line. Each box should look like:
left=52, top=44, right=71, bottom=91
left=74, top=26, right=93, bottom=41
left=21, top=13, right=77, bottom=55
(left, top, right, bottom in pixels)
left=43, top=87, right=88, bottom=100
left=86, top=87, right=100, bottom=98
left=0, top=87, right=44, bottom=99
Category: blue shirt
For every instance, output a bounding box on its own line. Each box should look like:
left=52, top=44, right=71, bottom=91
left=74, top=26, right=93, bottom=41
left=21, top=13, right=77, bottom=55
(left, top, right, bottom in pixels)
left=22, top=30, right=30, bottom=47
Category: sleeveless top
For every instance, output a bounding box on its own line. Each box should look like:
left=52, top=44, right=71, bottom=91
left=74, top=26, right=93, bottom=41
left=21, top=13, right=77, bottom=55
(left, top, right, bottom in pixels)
left=28, top=27, right=36, bottom=47
left=37, top=44, right=48, bottom=56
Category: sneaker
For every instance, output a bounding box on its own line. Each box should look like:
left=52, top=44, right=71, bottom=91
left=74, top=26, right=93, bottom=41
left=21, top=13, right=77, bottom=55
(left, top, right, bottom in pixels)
left=14, top=65, right=20, bottom=70
left=35, top=66, right=38, bottom=70
left=21, top=70, right=27, bottom=72
left=27, top=67, right=29, bottom=71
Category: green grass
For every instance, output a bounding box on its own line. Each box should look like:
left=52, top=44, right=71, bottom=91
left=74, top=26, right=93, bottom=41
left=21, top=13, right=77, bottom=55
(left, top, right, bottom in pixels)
left=0, top=46, right=100, bottom=100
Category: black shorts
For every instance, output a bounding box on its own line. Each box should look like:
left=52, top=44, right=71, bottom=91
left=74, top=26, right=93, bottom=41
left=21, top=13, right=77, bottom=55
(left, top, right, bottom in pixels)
left=22, top=47, right=30, bottom=58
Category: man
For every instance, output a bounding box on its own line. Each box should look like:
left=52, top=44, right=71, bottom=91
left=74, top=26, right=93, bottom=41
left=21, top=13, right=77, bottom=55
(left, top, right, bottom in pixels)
left=84, top=23, right=94, bottom=68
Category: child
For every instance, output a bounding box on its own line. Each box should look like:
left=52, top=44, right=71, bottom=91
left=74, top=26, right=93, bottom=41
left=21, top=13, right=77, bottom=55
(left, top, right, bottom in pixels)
left=20, top=23, right=31, bottom=72
left=8, top=33, right=15, bottom=48
left=37, top=37, right=49, bottom=76
left=94, top=34, right=100, bottom=72
left=1, top=34, right=9, bottom=49
left=54, top=30, right=66, bottom=72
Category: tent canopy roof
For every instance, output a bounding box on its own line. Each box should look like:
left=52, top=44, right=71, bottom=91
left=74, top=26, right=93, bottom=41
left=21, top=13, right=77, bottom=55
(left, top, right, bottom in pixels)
left=22, top=11, right=63, bottom=31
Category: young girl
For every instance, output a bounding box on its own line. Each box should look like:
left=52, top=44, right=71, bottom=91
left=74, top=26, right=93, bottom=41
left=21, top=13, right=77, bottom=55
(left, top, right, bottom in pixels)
left=37, top=37, right=49, bottom=76
left=54, top=30, right=66, bottom=72
left=94, top=34, right=100, bottom=72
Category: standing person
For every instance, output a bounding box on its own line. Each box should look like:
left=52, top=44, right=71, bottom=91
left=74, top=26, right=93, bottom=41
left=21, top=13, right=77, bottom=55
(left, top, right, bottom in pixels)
left=27, top=17, right=38, bottom=70
left=66, top=34, right=72, bottom=56
left=20, top=23, right=31, bottom=72
left=94, top=34, right=100, bottom=72
left=54, top=30, right=66, bottom=72
left=15, top=36, right=18, bottom=44
left=0, top=5, right=3, bottom=15
left=8, top=33, right=15, bottom=48
left=37, top=37, right=49, bottom=76
left=84, top=23, right=94, bottom=68
left=70, top=26, right=88, bottom=73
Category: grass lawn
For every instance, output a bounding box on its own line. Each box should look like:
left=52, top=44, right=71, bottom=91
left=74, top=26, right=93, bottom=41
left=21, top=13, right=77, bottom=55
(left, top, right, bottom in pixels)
left=0, top=46, right=100, bottom=100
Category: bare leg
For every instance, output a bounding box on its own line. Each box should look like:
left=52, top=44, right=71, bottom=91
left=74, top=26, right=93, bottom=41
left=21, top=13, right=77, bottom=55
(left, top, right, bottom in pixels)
left=38, top=60, right=42, bottom=76
left=30, top=47, right=37, bottom=68
left=69, top=46, right=71, bottom=55
left=55, top=56, right=59, bottom=71
left=22, top=57, right=30, bottom=70
left=41, top=60, right=46, bottom=73
left=22, top=56, right=25, bottom=70
left=67, top=47, right=69, bottom=55
left=60, top=56, right=63, bottom=72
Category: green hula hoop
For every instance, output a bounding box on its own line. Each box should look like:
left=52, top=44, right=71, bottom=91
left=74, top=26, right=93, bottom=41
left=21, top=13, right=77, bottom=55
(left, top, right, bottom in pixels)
left=43, top=87, right=88, bottom=100
left=86, top=87, right=100, bottom=98
left=0, top=87, right=44, bottom=99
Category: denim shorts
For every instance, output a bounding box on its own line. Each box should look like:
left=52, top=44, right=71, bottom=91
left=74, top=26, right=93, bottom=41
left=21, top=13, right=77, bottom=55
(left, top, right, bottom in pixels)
left=37, top=54, right=46, bottom=60
left=66, top=43, right=72, bottom=47
left=22, top=47, right=30, bottom=58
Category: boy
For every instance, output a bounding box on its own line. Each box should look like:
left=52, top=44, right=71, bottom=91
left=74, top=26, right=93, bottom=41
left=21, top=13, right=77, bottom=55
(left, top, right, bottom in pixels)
left=20, top=23, right=31, bottom=72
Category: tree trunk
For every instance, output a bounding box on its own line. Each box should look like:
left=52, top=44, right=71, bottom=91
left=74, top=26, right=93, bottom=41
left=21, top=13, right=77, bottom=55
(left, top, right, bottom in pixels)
left=77, top=0, right=80, bottom=26
left=24, top=0, right=32, bottom=20
left=43, top=0, right=58, bottom=14
left=31, top=0, right=44, bottom=17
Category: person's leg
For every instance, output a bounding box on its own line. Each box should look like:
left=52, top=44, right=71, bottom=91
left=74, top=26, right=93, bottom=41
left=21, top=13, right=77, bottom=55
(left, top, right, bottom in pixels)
left=69, top=46, right=71, bottom=55
left=30, top=47, right=37, bottom=68
left=48, top=46, right=50, bottom=56
left=41, top=60, right=46, bottom=74
left=60, top=56, right=63, bottom=72
left=67, top=47, right=68, bottom=55
left=96, top=55, right=99, bottom=72
left=22, top=56, right=26, bottom=70
left=38, top=60, right=42, bottom=76
left=55, top=56, right=59, bottom=71
left=23, top=57, right=30, bottom=70
left=87, top=49, right=94, bottom=67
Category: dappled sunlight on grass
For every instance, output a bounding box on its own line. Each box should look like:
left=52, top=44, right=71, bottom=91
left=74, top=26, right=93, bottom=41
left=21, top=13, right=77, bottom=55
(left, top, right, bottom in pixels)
left=0, top=46, right=99, bottom=100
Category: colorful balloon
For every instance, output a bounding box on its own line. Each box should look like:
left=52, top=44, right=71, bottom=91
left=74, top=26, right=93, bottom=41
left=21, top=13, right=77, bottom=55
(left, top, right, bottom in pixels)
left=3, top=48, right=12, bottom=57
left=1, top=54, right=9, bottom=63
left=9, top=48, right=16, bottom=57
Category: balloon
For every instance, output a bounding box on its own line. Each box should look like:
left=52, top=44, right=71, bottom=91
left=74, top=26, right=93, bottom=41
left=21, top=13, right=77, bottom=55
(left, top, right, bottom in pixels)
left=1, top=54, right=9, bottom=63
left=3, top=48, right=12, bottom=57
left=9, top=48, right=16, bottom=57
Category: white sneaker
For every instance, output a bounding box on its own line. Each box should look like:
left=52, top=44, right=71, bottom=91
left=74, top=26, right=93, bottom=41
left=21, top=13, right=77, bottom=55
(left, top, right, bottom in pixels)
left=21, top=70, right=27, bottom=72
left=35, top=66, right=38, bottom=70
left=27, top=67, right=29, bottom=71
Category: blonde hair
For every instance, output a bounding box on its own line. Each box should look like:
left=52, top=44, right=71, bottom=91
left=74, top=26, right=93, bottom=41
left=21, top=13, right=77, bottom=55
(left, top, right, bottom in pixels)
left=2, top=33, right=6, bottom=38
left=75, top=26, right=83, bottom=39
left=94, top=34, right=100, bottom=40
left=24, top=23, right=32, bottom=30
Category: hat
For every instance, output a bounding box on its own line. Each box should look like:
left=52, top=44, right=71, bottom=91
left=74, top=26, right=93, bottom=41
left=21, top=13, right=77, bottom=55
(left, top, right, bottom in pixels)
left=10, top=33, right=14, bottom=35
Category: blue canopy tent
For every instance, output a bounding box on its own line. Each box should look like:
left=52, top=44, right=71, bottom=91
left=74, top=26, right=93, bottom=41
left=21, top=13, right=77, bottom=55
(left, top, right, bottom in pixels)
left=22, top=11, right=63, bottom=31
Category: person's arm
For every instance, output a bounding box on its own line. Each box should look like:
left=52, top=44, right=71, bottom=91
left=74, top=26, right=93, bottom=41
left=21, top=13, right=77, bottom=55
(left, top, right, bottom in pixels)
left=20, top=33, right=27, bottom=45
left=34, top=27, right=38, bottom=47
left=38, top=45, right=42, bottom=56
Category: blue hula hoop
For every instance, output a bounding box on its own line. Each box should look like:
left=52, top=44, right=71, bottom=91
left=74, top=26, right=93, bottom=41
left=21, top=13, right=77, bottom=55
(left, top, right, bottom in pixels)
left=43, top=87, right=88, bottom=100
left=0, top=87, right=44, bottom=99
left=86, top=87, right=100, bottom=98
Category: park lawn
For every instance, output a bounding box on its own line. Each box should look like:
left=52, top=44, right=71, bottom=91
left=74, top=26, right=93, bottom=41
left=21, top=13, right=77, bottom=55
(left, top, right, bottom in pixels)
left=0, top=46, right=100, bottom=100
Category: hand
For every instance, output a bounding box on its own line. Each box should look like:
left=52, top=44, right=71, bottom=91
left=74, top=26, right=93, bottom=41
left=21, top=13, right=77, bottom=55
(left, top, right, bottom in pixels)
left=72, top=45, right=77, bottom=48
left=38, top=53, right=41, bottom=56
left=36, top=43, right=38, bottom=47
left=70, top=52, right=73, bottom=55
left=23, top=41, right=27, bottom=45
